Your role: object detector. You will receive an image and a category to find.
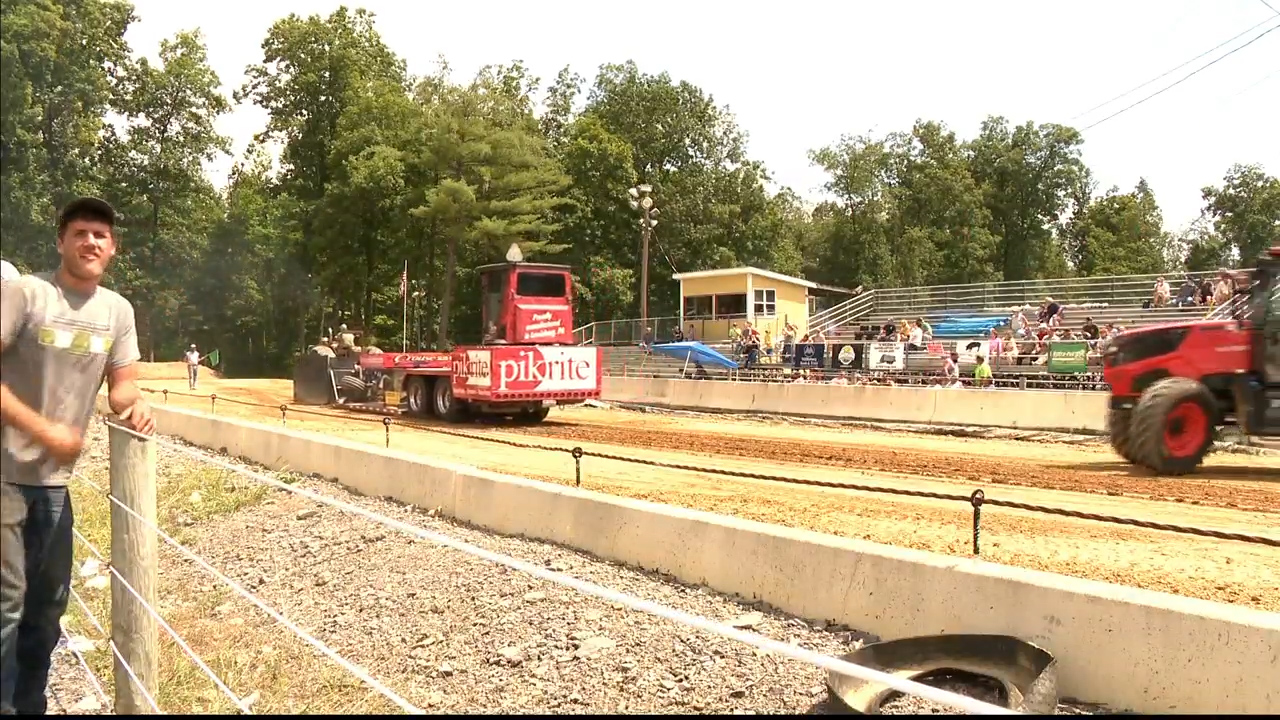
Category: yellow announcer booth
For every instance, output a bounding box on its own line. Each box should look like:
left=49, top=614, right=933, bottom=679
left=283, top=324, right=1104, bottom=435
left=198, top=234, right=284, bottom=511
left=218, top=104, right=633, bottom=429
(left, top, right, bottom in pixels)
left=673, top=267, right=817, bottom=343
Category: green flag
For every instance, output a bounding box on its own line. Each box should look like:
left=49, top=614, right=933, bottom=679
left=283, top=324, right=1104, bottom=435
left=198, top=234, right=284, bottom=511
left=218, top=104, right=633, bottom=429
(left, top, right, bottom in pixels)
left=205, top=349, right=220, bottom=368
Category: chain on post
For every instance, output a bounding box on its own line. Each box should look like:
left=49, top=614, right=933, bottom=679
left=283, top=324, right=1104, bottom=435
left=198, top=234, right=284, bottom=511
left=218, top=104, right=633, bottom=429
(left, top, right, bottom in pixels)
left=210, top=393, right=217, bottom=414
left=383, top=417, right=392, bottom=448
left=280, top=404, right=288, bottom=425
left=572, top=447, right=584, bottom=488
left=162, top=389, right=169, bottom=404
left=971, top=489, right=985, bottom=556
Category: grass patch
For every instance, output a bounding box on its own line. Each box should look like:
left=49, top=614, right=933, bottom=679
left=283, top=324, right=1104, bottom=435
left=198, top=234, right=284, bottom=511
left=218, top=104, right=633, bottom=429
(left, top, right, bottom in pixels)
left=62, top=456, right=401, bottom=714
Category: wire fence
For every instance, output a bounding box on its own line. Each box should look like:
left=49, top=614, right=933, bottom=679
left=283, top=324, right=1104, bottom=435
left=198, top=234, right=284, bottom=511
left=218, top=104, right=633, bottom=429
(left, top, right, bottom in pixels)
left=65, top=413, right=1024, bottom=715
left=141, top=386, right=1280, bottom=551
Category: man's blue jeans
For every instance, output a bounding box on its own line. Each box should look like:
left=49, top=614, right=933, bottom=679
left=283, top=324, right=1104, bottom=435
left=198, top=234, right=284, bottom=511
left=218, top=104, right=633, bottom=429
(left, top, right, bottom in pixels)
left=0, top=482, right=75, bottom=715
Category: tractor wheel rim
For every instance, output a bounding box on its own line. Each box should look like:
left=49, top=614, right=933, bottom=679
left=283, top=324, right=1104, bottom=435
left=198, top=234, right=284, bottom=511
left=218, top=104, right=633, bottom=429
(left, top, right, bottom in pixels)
left=409, top=382, right=424, bottom=409
left=1164, top=401, right=1208, bottom=458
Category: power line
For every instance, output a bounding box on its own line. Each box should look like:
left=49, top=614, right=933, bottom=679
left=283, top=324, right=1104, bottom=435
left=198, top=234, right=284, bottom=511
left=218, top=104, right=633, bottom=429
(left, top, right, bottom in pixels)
left=1083, top=21, right=1280, bottom=130
left=1070, top=15, right=1278, bottom=121
left=1260, top=0, right=1279, bottom=16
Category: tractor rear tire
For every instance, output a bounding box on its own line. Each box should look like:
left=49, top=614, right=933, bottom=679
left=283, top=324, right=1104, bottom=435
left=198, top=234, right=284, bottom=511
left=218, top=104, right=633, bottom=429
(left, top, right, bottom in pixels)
left=433, top=378, right=467, bottom=423
left=1107, top=408, right=1137, bottom=464
left=405, top=377, right=429, bottom=416
left=1129, top=377, right=1217, bottom=476
left=339, top=374, right=367, bottom=393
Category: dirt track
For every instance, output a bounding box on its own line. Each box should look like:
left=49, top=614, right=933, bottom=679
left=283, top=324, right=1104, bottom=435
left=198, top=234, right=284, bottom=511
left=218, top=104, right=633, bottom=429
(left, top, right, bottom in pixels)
left=138, top=374, right=1280, bottom=613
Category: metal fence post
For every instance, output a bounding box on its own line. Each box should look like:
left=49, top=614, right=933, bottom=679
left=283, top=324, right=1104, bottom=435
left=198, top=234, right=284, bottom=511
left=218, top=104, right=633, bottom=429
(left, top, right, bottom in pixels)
left=108, top=421, right=159, bottom=714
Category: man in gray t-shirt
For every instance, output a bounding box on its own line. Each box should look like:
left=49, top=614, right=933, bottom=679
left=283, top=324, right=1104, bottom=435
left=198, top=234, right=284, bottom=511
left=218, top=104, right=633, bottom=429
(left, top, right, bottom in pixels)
left=0, top=196, right=155, bottom=714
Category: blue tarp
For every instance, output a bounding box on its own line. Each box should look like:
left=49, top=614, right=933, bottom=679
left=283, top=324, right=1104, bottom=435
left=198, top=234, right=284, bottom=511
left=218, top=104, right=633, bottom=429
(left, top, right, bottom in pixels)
left=652, top=341, right=740, bottom=370
left=927, top=315, right=1008, bottom=338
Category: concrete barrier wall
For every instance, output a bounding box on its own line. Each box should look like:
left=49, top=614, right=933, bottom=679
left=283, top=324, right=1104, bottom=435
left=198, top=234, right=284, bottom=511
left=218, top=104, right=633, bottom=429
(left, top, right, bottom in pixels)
left=145, top=404, right=1278, bottom=714
left=603, top=377, right=1112, bottom=433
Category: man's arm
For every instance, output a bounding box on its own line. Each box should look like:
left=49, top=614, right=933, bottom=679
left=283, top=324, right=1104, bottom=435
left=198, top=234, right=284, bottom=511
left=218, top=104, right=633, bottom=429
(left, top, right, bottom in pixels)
left=0, top=279, right=50, bottom=440
left=105, top=299, right=152, bottom=434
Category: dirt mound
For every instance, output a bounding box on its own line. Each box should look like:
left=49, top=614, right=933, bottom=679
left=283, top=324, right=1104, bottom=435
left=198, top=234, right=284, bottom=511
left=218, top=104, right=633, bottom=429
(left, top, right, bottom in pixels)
left=136, top=361, right=223, bottom=381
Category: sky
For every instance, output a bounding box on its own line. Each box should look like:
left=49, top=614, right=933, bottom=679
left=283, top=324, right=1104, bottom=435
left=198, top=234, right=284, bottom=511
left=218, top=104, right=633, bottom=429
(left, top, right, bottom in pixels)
left=123, top=0, right=1280, bottom=234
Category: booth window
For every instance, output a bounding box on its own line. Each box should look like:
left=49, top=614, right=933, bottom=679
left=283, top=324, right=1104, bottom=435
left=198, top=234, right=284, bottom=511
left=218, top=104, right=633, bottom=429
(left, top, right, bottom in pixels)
left=714, top=293, right=747, bottom=318
left=683, top=295, right=713, bottom=318
left=753, top=288, right=776, bottom=317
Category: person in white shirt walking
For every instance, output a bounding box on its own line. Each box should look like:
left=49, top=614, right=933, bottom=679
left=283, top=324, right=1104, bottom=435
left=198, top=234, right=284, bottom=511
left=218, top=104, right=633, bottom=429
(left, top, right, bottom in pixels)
left=0, top=260, right=18, bottom=283
left=185, top=344, right=201, bottom=390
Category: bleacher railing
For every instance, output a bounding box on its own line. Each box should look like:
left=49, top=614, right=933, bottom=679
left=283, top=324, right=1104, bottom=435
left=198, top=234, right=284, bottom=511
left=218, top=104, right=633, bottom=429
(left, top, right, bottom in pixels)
left=574, top=270, right=1254, bottom=346
left=870, top=272, right=1220, bottom=318
left=808, top=291, right=877, bottom=336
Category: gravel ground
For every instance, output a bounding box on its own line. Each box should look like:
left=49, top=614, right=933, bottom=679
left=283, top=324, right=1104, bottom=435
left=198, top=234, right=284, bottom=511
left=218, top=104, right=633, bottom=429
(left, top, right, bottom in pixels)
left=45, top=423, right=1110, bottom=714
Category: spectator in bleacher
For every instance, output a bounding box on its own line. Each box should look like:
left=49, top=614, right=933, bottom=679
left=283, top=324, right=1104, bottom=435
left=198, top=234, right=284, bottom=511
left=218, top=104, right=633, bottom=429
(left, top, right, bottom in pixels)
left=781, top=322, right=796, bottom=361
left=1212, top=272, right=1232, bottom=307
left=1174, top=277, right=1198, bottom=308
left=919, top=317, right=933, bottom=338
left=878, top=322, right=895, bottom=341
left=762, top=328, right=774, bottom=360
left=973, top=354, right=993, bottom=388
left=1012, top=309, right=1030, bottom=338
left=1081, top=316, right=1099, bottom=341
left=685, top=323, right=697, bottom=341
left=1152, top=277, right=1171, bottom=308
left=728, top=323, right=742, bottom=356
left=1198, top=277, right=1214, bottom=306
left=1039, top=297, right=1062, bottom=327
left=672, top=325, right=684, bottom=342
left=813, top=327, right=827, bottom=344
left=907, top=320, right=924, bottom=351
left=640, top=326, right=654, bottom=351
left=1001, top=331, right=1020, bottom=364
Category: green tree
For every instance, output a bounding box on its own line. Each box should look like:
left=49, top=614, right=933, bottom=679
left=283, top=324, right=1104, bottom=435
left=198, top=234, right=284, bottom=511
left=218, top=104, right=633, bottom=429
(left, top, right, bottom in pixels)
left=967, top=117, right=1084, bottom=280
left=412, top=69, right=571, bottom=344
left=106, top=29, right=231, bottom=359
left=1201, top=163, right=1280, bottom=266
left=0, top=0, right=134, bottom=268
left=1066, top=179, right=1171, bottom=276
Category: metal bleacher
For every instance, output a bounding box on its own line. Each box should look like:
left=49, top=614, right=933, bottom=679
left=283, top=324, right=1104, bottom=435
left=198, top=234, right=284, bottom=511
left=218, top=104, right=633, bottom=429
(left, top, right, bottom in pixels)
left=809, top=272, right=1227, bottom=340
left=579, top=269, right=1249, bottom=389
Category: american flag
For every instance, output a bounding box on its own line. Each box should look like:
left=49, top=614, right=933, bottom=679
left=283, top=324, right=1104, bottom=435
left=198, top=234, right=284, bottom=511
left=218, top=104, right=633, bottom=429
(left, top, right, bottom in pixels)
left=399, top=265, right=407, bottom=298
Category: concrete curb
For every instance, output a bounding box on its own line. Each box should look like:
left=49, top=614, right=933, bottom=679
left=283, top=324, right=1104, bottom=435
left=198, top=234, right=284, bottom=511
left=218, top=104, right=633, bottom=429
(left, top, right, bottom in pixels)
left=132, top=403, right=1280, bottom=715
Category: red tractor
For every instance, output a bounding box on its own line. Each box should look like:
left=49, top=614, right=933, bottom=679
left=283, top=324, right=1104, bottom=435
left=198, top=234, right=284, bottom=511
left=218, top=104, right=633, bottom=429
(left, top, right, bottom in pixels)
left=1103, top=246, right=1280, bottom=474
left=294, top=245, right=601, bottom=423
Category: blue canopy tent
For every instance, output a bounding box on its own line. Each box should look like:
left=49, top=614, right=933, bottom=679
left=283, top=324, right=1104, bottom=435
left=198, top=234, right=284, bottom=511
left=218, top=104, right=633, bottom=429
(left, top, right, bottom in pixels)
left=650, top=341, right=740, bottom=371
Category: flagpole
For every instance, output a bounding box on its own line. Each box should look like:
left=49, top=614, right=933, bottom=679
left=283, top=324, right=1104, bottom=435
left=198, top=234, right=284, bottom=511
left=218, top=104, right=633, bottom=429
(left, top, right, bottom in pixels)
left=402, top=260, right=408, bottom=352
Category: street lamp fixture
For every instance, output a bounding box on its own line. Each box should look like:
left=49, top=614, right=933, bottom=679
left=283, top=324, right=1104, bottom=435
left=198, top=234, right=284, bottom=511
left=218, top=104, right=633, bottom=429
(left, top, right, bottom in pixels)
left=629, top=183, right=658, bottom=327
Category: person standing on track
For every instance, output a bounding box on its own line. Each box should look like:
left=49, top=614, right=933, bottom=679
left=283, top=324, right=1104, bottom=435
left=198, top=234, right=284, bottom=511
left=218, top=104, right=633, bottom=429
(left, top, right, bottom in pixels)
left=0, top=196, right=156, bottom=715
left=185, top=343, right=201, bottom=390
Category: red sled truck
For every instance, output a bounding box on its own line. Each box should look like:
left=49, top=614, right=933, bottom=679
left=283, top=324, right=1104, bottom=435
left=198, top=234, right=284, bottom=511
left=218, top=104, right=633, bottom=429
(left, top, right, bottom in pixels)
left=293, top=245, right=602, bottom=423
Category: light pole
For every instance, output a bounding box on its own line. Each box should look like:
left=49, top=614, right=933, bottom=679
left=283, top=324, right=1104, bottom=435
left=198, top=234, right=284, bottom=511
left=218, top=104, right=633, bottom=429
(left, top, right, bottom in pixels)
left=628, top=184, right=659, bottom=328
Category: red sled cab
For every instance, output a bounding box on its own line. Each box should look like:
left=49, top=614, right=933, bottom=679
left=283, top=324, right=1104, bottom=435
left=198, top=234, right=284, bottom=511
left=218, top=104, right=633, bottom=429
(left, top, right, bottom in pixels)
left=293, top=245, right=602, bottom=423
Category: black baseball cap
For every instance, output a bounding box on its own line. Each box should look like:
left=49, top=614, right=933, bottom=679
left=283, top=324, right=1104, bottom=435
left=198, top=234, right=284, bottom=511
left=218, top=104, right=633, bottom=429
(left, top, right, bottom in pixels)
left=57, top=196, right=118, bottom=230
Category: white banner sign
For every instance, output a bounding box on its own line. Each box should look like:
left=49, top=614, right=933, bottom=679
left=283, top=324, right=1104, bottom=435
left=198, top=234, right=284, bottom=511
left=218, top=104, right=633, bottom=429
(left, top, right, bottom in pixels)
left=868, top=342, right=904, bottom=370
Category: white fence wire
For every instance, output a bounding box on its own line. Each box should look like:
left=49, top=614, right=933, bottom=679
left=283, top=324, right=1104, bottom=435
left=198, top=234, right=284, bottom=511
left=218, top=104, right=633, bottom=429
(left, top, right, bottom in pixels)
left=67, top=527, right=163, bottom=714
left=83, top=417, right=1019, bottom=715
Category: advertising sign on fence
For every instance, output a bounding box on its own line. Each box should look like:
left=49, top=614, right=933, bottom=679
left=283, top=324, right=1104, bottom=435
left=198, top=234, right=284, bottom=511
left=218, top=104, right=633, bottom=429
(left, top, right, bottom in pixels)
left=793, top=342, right=826, bottom=369
left=956, top=339, right=990, bottom=365
left=868, top=342, right=905, bottom=370
left=1047, top=341, right=1089, bottom=373
left=830, top=342, right=865, bottom=371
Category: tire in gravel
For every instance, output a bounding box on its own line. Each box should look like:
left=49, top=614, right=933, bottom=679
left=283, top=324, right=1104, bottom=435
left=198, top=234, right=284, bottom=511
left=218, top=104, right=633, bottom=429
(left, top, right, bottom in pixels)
left=1129, top=376, right=1217, bottom=476
left=1107, top=408, right=1137, bottom=463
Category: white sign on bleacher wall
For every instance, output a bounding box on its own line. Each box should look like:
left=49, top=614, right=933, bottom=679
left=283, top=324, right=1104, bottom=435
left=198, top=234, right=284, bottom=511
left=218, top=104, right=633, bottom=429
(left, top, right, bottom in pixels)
left=956, top=340, right=990, bottom=365
left=868, top=342, right=904, bottom=370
